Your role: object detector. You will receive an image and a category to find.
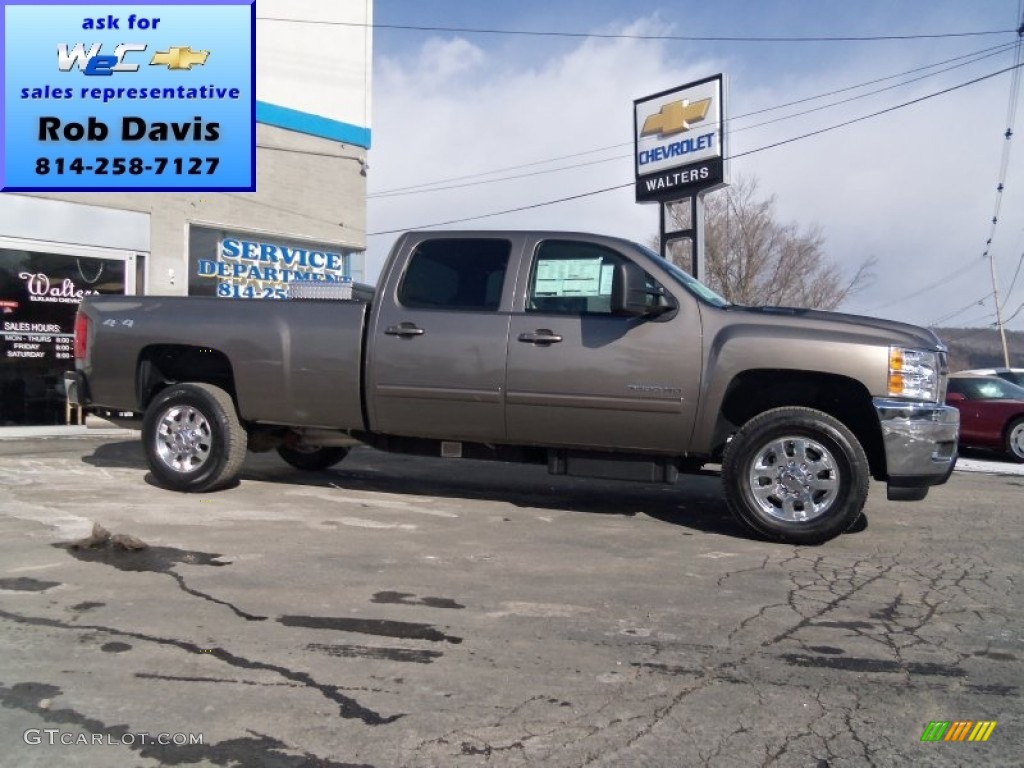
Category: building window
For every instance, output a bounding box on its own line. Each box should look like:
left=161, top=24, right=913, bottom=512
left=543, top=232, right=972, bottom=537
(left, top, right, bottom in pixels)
left=1, top=249, right=125, bottom=426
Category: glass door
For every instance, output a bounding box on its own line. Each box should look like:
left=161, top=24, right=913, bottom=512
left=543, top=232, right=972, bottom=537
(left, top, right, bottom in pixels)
left=0, top=241, right=134, bottom=426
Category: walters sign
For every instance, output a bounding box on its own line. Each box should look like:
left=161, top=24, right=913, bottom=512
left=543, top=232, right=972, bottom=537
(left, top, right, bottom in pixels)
left=634, top=74, right=727, bottom=203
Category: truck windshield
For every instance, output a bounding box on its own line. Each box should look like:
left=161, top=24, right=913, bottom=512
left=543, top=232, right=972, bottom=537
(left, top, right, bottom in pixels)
left=637, top=244, right=730, bottom=308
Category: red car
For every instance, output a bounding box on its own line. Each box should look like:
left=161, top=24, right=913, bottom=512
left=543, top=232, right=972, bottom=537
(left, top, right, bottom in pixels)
left=946, top=375, right=1024, bottom=462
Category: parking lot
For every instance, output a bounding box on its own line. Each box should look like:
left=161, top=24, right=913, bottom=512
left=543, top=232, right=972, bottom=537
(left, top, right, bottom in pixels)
left=1, top=433, right=1022, bottom=767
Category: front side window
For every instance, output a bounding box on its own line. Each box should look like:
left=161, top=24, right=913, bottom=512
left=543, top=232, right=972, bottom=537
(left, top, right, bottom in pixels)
left=527, top=240, right=669, bottom=315
left=398, top=238, right=510, bottom=311
left=527, top=241, right=621, bottom=315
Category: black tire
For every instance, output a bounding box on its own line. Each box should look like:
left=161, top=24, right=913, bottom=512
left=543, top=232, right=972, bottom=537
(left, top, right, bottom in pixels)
left=1005, top=417, right=1024, bottom=463
left=722, top=406, right=869, bottom=545
left=276, top=445, right=349, bottom=471
left=142, top=383, right=247, bottom=492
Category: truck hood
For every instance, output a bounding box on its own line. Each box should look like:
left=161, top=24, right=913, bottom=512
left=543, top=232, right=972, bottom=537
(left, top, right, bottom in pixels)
left=725, top=305, right=945, bottom=351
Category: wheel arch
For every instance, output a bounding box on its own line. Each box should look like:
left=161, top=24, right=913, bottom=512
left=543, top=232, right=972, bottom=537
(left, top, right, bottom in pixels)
left=136, top=344, right=238, bottom=413
left=711, top=369, right=886, bottom=481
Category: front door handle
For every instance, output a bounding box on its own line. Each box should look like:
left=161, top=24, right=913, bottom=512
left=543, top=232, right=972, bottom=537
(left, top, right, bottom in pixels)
left=518, top=329, right=563, bottom=345
left=385, top=322, right=425, bottom=337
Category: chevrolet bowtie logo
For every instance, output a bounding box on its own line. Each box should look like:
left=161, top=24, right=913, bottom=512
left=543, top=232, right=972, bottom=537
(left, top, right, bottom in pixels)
left=641, top=98, right=711, bottom=137
left=150, top=46, right=209, bottom=70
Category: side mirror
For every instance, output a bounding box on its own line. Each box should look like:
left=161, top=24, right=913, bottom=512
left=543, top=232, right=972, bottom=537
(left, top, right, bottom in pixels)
left=612, top=261, right=664, bottom=317
left=946, top=392, right=966, bottom=403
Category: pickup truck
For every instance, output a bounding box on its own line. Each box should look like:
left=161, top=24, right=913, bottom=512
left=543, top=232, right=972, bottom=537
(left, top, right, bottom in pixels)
left=66, top=230, right=959, bottom=544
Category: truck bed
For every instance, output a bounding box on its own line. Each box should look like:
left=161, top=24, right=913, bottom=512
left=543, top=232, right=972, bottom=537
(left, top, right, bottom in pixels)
left=79, top=296, right=370, bottom=430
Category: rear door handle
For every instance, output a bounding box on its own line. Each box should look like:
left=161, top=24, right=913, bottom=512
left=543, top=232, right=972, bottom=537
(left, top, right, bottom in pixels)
left=517, top=329, right=563, bottom=345
left=385, top=323, right=425, bottom=337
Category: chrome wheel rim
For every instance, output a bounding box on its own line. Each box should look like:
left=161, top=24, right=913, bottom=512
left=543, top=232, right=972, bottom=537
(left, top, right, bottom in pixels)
left=748, top=436, right=840, bottom=522
left=1010, top=423, right=1024, bottom=459
left=154, top=405, right=213, bottom=473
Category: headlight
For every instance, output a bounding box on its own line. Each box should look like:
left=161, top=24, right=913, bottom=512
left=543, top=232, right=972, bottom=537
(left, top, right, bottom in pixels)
left=888, top=347, right=939, bottom=401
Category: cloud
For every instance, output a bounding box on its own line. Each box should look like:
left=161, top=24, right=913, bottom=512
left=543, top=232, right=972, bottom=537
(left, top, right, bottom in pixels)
left=367, top=17, right=1024, bottom=330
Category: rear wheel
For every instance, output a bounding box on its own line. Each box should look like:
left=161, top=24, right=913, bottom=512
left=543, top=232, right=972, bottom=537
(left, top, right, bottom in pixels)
left=142, top=383, right=247, bottom=492
left=722, top=407, right=869, bottom=545
left=1005, top=418, right=1024, bottom=463
left=277, top=445, right=349, bottom=471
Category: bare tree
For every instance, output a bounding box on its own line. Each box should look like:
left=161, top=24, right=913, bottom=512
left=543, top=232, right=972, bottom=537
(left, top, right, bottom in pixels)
left=654, top=175, right=875, bottom=310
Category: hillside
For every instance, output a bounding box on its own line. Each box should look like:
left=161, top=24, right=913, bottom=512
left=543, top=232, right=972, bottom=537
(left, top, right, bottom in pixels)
left=934, top=327, right=1024, bottom=372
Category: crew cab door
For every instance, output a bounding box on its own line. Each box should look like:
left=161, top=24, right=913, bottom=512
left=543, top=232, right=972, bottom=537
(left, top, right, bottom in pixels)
left=505, top=238, right=701, bottom=453
left=367, top=236, right=517, bottom=441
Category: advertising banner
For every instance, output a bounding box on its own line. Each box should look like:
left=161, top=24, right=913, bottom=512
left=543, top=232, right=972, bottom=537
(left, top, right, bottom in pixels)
left=0, top=0, right=256, bottom=191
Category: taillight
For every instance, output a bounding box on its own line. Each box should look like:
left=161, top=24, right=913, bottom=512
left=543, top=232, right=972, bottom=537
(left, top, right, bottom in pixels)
left=73, top=312, right=89, bottom=361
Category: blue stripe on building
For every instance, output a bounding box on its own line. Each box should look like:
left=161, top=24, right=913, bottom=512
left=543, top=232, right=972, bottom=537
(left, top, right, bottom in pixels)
left=256, top=101, right=372, bottom=148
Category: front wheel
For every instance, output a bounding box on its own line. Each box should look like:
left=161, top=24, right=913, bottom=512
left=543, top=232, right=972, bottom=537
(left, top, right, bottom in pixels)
left=142, top=383, right=247, bottom=492
left=1005, top=418, right=1024, bottom=463
left=722, top=407, right=869, bottom=545
left=276, top=445, right=349, bottom=471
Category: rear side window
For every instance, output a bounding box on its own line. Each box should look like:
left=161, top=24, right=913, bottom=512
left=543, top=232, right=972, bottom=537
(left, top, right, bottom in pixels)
left=398, top=239, right=511, bottom=311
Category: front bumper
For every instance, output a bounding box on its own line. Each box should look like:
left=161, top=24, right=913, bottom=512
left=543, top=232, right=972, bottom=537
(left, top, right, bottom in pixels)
left=873, top=398, right=959, bottom=493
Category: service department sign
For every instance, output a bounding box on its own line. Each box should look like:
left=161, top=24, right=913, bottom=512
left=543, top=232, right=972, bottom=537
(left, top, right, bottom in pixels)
left=634, top=74, right=727, bottom=203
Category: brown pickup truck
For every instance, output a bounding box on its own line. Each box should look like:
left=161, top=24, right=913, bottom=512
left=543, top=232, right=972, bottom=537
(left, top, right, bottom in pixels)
left=66, top=230, right=959, bottom=544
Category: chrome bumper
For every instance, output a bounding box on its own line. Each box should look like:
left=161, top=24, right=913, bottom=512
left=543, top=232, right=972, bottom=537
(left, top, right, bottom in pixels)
left=873, top=398, right=958, bottom=489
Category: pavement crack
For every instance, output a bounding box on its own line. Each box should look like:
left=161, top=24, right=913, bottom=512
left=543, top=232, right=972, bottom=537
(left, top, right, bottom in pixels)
left=56, top=542, right=267, bottom=622
left=0, top=682, right=374, bottom=767
left=764, top=556, right=899, bottom=647
left=0, top=607, right=402, bottom=725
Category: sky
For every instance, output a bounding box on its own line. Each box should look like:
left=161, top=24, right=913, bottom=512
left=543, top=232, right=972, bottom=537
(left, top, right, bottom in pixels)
left=366, top=0, right=1024, bottom=331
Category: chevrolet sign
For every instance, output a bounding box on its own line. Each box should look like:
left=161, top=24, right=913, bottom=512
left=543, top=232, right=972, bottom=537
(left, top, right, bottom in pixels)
left=634, top=75, right=727, bottom=203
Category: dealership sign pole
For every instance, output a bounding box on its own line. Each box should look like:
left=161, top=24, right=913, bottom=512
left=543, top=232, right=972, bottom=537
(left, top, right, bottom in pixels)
left=634, top=74, right=728, bottom=280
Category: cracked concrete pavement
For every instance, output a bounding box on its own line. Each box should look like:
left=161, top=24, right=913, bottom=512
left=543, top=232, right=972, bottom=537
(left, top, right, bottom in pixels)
left=0, top=435, right=1021, bottom=767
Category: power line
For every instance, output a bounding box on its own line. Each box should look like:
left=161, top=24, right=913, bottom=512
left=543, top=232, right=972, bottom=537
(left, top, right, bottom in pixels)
left=928, top=293, right=993, bottom=327
left=984, top=1, right=1024, bottom=365
left=1003, top=245, right=1024, bottom=299
left=369, top=182, right=632, bottom=236
left=370, top=41, right=1018, bottom=198
left=370, top=42, right=1019, bottom=201
left=737, top=42, right=1015, bottom=119
left=996, top=5, right=1024, bottom=307
left=257, top=16, right=1016, bottom=43
left=955, top=312, right=999, bottom=328
left=865, top=261, right=982, bottom=314
left=372, top=60, right=1024, bottom=236
left=369, top=60, right=1024, bottom=235
left=1004, top=300, right=1024, bottom=324
left=729, top=61, right=1023, bottom=160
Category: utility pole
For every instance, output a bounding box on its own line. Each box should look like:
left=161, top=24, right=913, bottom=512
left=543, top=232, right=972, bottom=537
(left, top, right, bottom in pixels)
left=990, top=251, right=1012, bottom=367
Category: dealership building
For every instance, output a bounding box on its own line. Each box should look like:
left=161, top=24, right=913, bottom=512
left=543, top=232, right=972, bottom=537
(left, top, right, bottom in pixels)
left=0, top=2, right=372, bottom=428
